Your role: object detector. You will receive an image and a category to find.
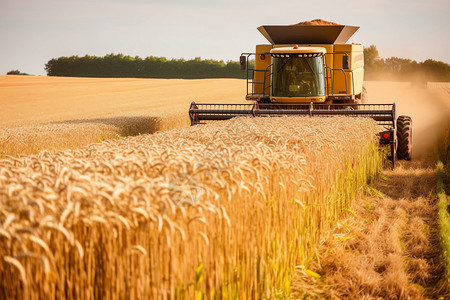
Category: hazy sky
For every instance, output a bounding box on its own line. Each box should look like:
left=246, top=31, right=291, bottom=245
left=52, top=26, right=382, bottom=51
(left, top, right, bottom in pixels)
left=1, top=0, right=449, bottom=76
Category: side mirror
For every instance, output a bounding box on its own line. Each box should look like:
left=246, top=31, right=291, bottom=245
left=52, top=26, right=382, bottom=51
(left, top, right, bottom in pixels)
left=239, top=55, right=247, bottom=70
left=342, top=54, right=350, bottom=69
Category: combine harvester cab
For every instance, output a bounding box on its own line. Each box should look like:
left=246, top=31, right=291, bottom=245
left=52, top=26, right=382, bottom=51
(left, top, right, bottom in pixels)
left=189, top=22, right=412, bottom=166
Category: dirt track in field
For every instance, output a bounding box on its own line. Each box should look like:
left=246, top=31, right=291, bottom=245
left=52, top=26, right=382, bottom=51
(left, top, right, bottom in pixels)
left=292, top=82, right=450, bottom=299
left=292, top=155, right=447, bottom=299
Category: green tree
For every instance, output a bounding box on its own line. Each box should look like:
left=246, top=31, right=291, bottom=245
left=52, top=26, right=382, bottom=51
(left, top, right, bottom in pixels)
left=420, top=59, right=450, bottom=81
left=7, top=70, right=30, bottom=75
left=364, top=45, right=380, bottom=68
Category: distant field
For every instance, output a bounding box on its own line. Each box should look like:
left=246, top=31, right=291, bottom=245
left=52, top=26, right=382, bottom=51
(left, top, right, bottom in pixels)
left=0, top=75, right=246, bottom=155
left=0, top=75, right=448, bottom=156
left=0, top=75, right=247, bottom=127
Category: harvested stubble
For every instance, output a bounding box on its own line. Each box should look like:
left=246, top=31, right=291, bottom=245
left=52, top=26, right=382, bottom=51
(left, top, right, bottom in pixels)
left=0, top=116, right=382, bottom=299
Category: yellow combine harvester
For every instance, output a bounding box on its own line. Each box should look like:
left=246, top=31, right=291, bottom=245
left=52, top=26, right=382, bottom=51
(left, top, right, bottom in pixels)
left=189, top=22, right=412, bottom=165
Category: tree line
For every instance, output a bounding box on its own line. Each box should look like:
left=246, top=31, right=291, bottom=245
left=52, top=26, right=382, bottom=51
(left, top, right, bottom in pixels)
left=40, top=48, right=450, bottom=82
left=44, top=54, right=246, bottom=79
left=363, top=45, right=450, bottom=82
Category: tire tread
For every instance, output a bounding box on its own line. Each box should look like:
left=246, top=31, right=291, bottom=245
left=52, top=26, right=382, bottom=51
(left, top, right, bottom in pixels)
left=397, top=115, right=412, bottom=160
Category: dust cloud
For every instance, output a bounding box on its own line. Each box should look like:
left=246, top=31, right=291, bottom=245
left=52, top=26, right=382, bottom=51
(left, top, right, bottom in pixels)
left=365, top=81, right=450, bottom=157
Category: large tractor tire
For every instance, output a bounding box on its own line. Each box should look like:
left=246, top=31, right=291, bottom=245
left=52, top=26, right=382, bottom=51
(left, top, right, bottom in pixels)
left=396, top=115, right=412, bottom=160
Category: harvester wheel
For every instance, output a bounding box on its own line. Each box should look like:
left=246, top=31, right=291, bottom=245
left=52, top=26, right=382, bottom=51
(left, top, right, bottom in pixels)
left=396, top=115, right=412, bottom=160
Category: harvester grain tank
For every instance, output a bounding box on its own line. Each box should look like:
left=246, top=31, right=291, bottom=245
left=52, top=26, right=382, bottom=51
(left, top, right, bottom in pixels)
left=189, top=22, right=412, bottom=165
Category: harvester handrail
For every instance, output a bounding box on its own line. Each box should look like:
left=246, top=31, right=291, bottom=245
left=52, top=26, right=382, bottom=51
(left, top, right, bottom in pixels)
left=241, top=52, right=272, bottom=99
left=263, top=64, right=272, bottom=97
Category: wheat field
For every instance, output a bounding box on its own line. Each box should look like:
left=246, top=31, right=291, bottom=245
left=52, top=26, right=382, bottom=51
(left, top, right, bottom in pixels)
left=4, top=76, right=447, bottom=298
left=0, top=116, right=382, bottom=299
